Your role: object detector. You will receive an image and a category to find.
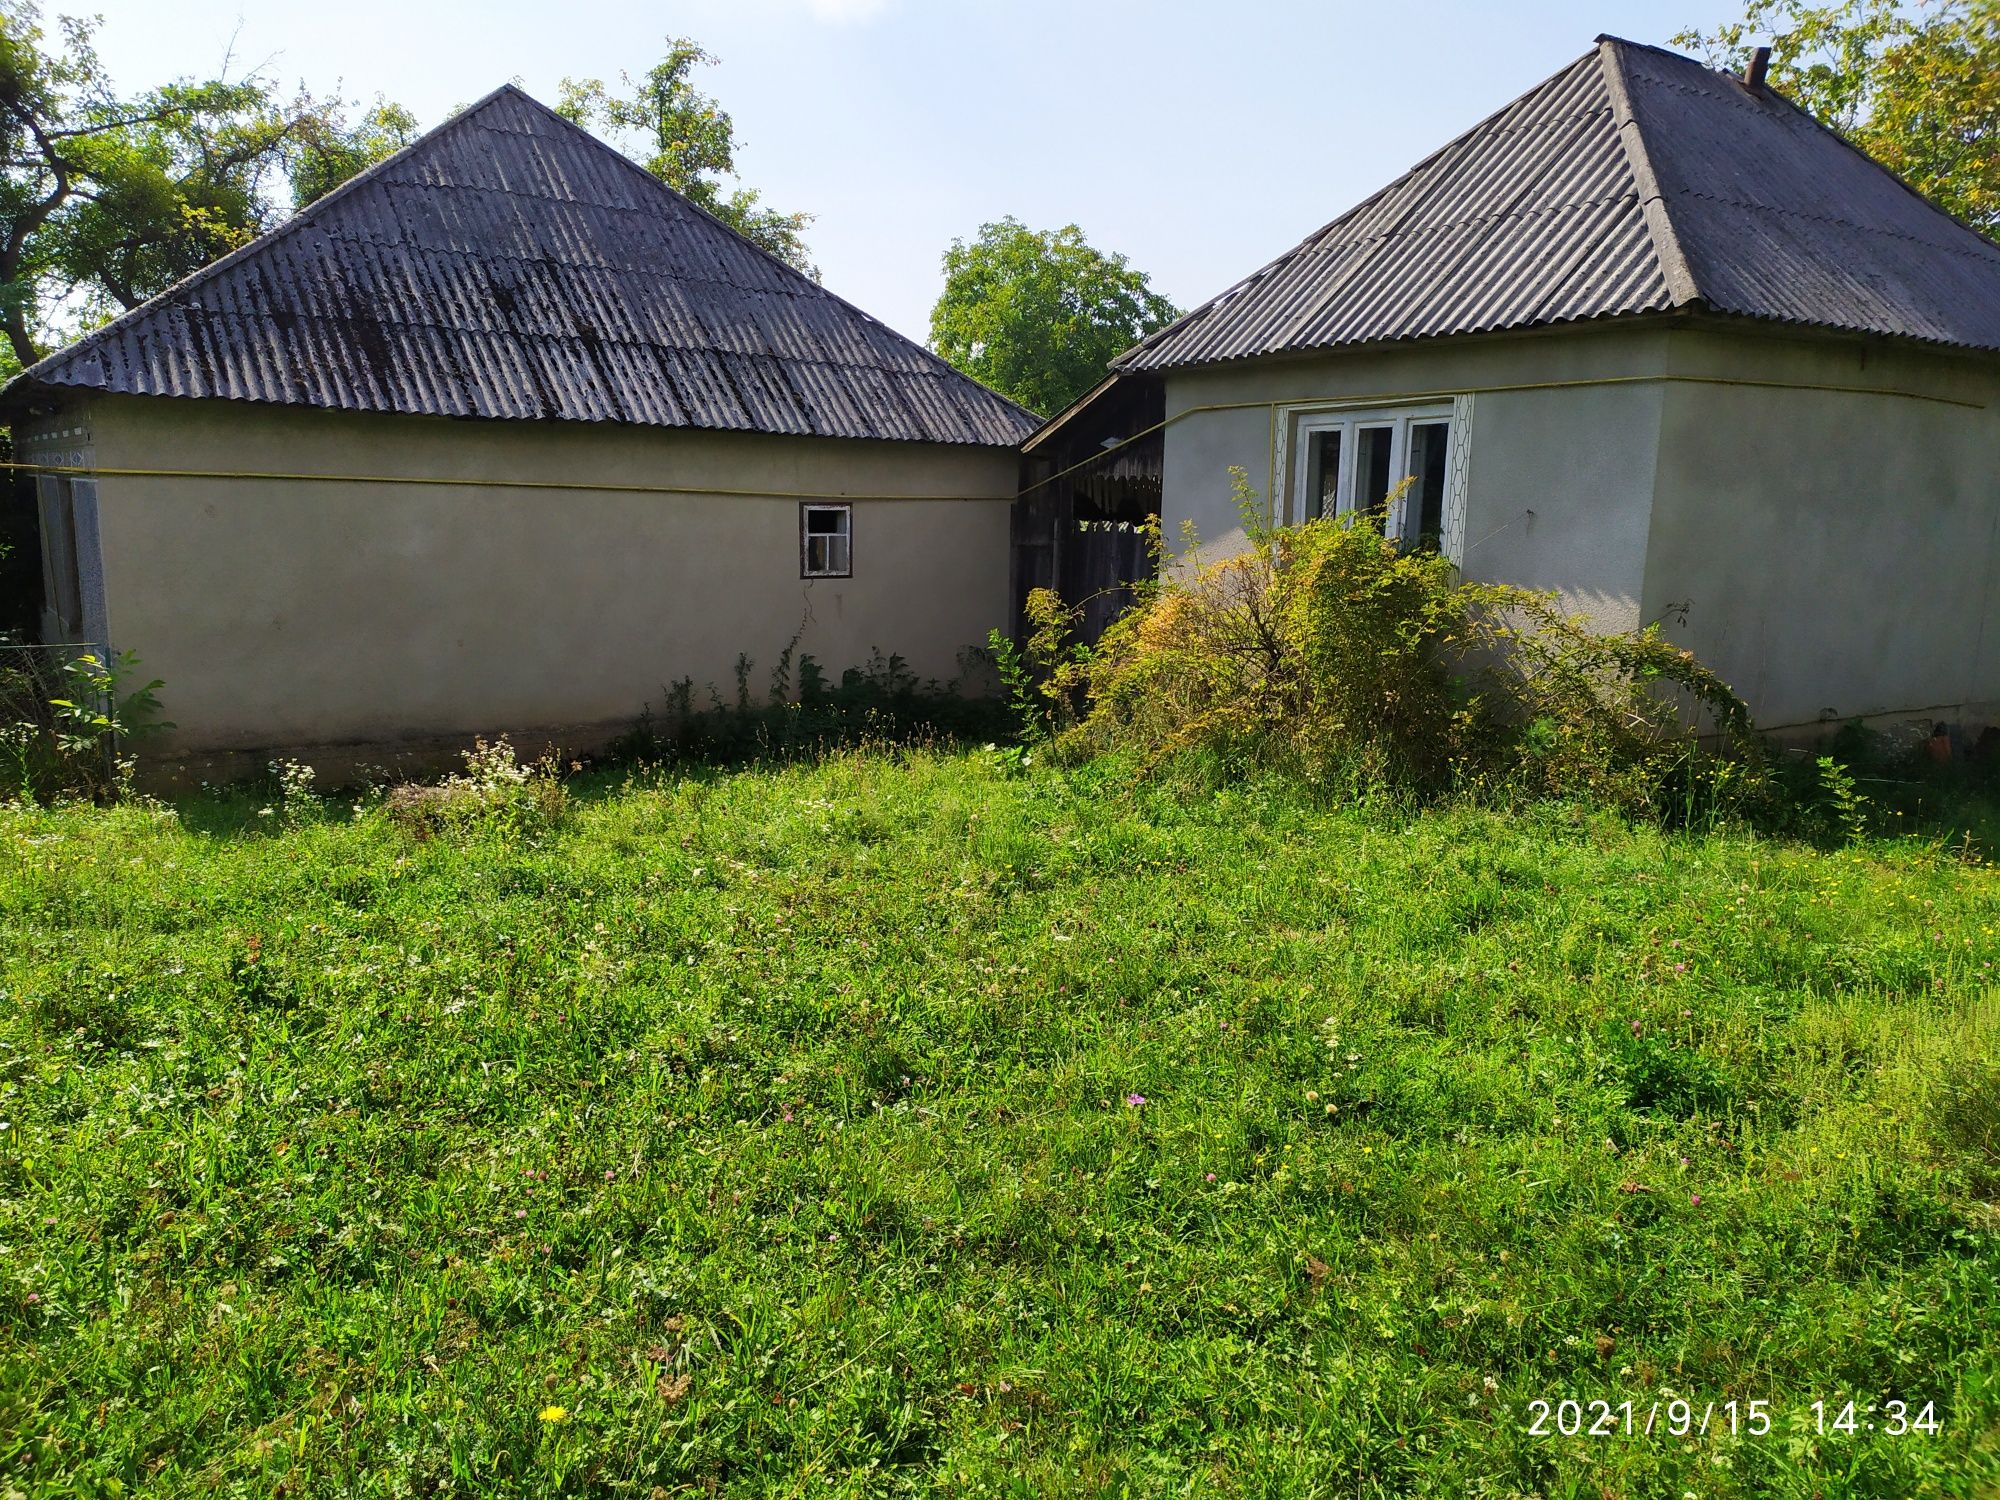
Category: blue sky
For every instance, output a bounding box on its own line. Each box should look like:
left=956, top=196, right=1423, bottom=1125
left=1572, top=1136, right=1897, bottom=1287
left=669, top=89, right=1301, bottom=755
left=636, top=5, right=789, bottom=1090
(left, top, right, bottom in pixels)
left=85, top=0, right=1736, bottom=342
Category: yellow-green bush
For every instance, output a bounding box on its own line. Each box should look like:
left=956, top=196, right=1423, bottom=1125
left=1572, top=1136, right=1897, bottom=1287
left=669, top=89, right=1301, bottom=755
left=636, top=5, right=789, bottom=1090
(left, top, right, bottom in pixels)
left=1057, top=470, right=1756, bottom=814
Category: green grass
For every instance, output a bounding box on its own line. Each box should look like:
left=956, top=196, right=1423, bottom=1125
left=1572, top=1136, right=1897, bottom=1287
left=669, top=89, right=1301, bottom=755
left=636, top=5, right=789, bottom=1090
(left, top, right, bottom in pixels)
left=2, top=749, right=1997, bottom=1497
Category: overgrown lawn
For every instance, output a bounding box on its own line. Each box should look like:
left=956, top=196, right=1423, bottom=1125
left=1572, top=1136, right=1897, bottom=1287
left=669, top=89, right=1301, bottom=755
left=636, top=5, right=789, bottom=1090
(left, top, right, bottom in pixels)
left=2, top=752, right=1997, bottom=1496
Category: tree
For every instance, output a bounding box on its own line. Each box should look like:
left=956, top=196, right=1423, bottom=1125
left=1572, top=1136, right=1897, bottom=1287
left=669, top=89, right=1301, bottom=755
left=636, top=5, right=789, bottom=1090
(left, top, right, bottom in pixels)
left=928, top=218, right=1179, bottom=417
left=0, top=2, right=411, bottom=373
left=1677, top=0, right=2000, bottom=233
left=556, top=40, right=815, bottom=277
left=289, top=98, right=418, bottom=210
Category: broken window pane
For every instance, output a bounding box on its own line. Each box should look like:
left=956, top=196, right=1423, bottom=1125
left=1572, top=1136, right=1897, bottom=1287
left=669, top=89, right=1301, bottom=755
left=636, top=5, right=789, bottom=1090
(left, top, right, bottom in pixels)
left=801, top=504, right=852, bottom=577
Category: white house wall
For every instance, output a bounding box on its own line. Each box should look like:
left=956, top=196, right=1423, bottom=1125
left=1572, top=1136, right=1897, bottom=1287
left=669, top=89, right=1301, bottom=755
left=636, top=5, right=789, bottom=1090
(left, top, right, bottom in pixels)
left=1159, top=324, right=1674, bottom=635
left=81, top=395, right=1018, bottom=777
left=1644, top=328, right=2000, bottom=734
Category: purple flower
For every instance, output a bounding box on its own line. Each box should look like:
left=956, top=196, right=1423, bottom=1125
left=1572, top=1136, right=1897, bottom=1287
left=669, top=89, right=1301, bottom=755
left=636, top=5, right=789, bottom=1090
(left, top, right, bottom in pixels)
left=1205, top=1172, right=1217, bottom=1182
left=1126, top=1093, right=1146, bottom=1108
left=1690, top=1193, right=1703, bottom=1207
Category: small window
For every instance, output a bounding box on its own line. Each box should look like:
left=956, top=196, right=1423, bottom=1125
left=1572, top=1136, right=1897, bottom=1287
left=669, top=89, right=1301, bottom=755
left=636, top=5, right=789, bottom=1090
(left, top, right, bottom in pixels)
left=801, top=503, right=852, bottom=578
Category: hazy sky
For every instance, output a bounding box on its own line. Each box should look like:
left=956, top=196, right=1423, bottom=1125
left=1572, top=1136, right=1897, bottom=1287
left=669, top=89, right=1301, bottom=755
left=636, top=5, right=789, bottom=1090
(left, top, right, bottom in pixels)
left=80, top=0, right=1731, bottom=342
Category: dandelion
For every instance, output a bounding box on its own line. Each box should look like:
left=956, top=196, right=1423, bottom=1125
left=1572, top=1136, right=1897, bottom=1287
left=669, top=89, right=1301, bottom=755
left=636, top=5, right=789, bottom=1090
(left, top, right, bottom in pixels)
left=538, top=1405, right=568, bottom=1423
left=1126, top=1093, right=1146, bottom=1108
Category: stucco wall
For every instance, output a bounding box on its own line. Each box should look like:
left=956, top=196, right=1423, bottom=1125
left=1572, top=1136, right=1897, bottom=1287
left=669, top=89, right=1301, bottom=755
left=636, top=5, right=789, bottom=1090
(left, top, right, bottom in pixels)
left=1160, top=320, right=2000, bottom=732
left=1645, top=329, right=2000, bottom=733
left=1160, top=324, right=1673, bottom=633
left=79, top=395, right=1017, bottom=766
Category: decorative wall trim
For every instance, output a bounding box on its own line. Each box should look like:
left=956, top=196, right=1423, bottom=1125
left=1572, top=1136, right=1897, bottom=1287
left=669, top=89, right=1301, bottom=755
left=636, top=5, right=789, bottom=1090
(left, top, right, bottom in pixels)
left=1443, top=392, right=1474, bottom=564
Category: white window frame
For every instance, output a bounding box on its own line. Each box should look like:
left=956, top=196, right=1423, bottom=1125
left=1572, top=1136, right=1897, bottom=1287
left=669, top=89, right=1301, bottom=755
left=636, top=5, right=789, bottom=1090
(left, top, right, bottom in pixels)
left=800, top=502, right=852, bottom=579
left=1278, top=399, right=1463, bottom=554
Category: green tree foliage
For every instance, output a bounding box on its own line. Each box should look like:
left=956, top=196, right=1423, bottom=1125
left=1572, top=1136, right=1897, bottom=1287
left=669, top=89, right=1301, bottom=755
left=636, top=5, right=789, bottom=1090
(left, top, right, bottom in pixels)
left=288, top=98, right=418, bottom=210
left=0, top=2, right=414, bottom=372
left=556, top=40, right=815, bottom=278
left=928, top=218, right=1179, bottom=417
left=1678, top=0, right=2000, bottom=233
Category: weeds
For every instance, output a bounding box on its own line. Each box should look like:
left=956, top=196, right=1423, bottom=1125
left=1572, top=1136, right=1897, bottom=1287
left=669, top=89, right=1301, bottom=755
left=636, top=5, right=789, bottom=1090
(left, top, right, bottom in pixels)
left=0, top=641, right=168, bottom=802
left=1815, top=754, right=1872, bottom=845
left=615, top=647, right=1008, bottom=766
left=381, top=736, right=568, bottom=841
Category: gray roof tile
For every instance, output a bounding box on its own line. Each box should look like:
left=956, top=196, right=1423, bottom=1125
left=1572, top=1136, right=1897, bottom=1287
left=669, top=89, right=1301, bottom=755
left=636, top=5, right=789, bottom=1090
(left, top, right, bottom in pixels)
left=7, top=85, right=1036, bottom=447
left=1118, top=37, right=2000, bottom=371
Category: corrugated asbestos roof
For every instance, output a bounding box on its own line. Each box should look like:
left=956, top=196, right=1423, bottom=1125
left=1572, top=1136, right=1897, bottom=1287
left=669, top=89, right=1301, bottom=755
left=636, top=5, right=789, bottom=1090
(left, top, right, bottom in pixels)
left=1117, top=36, right=2000, bottom=372
left=5, top=85, right=1037, bottom=447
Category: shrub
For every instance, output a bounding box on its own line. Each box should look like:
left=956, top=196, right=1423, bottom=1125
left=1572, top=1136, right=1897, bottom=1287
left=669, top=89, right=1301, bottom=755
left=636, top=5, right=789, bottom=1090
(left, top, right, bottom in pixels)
left=0, top=642, right=169, bottom=803
left=383, top=737, right=569, bottom=842
left=1058, top=469, right=1759, bottom=816
left=988, top=588, right=1094, bottom=743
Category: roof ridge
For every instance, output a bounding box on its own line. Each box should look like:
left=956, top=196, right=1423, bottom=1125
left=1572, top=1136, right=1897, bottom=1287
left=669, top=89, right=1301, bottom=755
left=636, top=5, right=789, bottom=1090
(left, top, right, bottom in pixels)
left=1597, top=37, right=1702, bottom=309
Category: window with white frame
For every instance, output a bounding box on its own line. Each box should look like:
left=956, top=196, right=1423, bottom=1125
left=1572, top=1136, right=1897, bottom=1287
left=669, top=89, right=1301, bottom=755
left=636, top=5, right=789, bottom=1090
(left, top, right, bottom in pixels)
left=800, top=503, right=852, bottom=578
left=1288, top=402, right=1457, bottom=551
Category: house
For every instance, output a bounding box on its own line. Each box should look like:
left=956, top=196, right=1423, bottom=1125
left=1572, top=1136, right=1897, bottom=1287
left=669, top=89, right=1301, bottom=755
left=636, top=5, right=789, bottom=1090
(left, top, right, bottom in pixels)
left=1029, top=36, right=2000, bottom=739
left=2, top=84, right=1036, bottom=780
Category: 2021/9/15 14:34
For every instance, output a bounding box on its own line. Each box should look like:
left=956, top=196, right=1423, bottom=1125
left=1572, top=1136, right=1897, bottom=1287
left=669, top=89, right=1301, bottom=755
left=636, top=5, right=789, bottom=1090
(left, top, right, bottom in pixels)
left=1524, top=1397, right=1944, bottom=1438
